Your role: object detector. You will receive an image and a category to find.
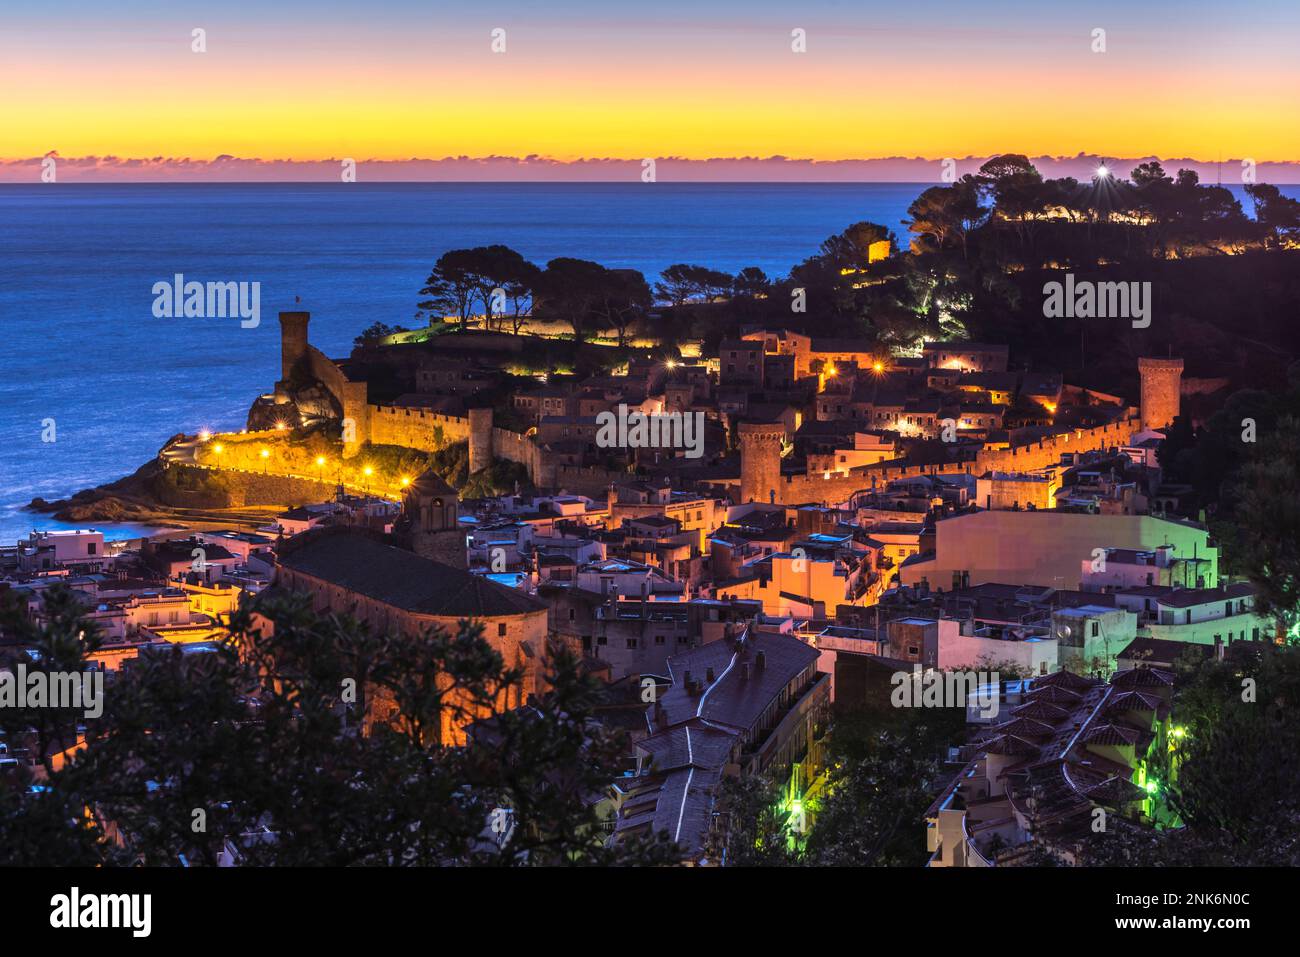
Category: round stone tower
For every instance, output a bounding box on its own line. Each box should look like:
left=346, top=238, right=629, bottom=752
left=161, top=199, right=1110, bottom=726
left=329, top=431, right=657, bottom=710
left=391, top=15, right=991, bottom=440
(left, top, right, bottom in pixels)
left=738, top=421, right=785, bottom=505
left=278, top=310, right=310, bottom=383
left=1137, top=357, right=1184, bottom=432
left=468, top=406, right=494, bottom=475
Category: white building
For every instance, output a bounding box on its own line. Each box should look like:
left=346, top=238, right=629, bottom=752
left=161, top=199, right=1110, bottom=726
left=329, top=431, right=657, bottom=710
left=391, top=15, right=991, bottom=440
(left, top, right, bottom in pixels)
left=1050, top=604, right=1138, bottom=674
left=1114, top=583, right=1270, bottom=645
left=17, top=529, right=108, bottom=574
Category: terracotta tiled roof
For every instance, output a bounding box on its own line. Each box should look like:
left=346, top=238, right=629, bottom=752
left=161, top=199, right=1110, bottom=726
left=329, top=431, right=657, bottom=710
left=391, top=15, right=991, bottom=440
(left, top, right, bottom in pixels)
left=991, top=717, right=1057, bottom=739
left=1031, top=670, right=1095, bottom=692
left=1111, top=667, right=1175, bottom=690
left=1025, top=684, right=1084, bottom=705
left=1081, top=722, right=1153, bottom=748
left=984, top=734, right=1040, bottom=756
left=1009, top=701, right=1071, bottom=723
left=1083, top=776, right=1147, bottom=806
left=1105, top=690, right=1164, bottom=714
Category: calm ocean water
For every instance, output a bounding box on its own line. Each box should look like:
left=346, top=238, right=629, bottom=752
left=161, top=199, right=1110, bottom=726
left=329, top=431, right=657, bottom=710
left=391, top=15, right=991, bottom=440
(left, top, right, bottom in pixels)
left=1, top=181, right=1292, bottom=544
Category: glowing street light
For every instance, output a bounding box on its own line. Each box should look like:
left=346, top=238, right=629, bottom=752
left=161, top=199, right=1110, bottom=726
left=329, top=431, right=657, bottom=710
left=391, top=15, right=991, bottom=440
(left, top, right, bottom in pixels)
left=315, top=455, right=327, bottom=486
left=198, top=429, right=211, bottom=442
left=260, top=447, right=270, bottom=473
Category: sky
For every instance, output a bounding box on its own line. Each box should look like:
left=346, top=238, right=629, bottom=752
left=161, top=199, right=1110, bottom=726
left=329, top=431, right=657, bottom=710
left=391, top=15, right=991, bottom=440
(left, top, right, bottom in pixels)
left=3, top=0, right=1299, bottom=180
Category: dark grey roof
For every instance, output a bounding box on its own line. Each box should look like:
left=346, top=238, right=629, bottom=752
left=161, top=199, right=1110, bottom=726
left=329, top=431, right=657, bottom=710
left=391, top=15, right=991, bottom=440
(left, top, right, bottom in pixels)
left=1116, top=637, right=1217, bottom=663
left=658, top=629, right=820, bottom=731
left=276, top=528, right=545, bottom=618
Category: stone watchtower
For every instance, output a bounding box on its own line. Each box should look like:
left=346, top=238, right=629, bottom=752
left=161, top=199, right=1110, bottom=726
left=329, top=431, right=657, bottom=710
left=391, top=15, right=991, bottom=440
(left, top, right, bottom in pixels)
left=279, top=310, right=310, bottom=384
left=737, top=421, right=786, bottom=505
left=468, top=406, right=494, bottom=475
left=1137, top=357, right=1184, bottom=432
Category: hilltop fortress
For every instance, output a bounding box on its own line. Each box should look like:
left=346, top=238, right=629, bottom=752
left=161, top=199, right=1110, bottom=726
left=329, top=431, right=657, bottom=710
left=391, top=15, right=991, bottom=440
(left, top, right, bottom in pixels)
left=245, top=310, right=1186, bottom=508
left=254, top=310, right=529, bottom=475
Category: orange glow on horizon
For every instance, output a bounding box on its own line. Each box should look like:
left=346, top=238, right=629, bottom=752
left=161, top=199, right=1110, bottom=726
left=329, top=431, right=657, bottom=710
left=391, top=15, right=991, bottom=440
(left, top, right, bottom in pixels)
left=4, top=36, right=1299, bottom=164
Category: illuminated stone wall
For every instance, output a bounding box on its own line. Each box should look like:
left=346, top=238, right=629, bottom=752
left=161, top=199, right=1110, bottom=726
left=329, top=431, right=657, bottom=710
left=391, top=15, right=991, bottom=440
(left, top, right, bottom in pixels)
left=368, top=404, right=470, bottom=451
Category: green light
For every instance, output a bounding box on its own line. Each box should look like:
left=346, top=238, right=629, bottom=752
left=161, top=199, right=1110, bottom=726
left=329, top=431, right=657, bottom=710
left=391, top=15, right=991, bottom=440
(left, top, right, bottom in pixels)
left=1144, top=780, right=1159, bottom=795
left=1171, top=727, right=1186, bottom=739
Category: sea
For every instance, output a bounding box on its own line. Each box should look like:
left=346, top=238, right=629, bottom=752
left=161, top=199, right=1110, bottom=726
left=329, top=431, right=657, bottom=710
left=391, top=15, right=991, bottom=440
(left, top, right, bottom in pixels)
left=1, top=181, right=1292, bottom=545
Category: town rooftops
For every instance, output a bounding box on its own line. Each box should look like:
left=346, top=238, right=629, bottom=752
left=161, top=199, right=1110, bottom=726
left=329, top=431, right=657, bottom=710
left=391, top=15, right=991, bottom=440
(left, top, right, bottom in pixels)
left=922, top=341, right=1010, bottom=356
left=1115, top=636, right=1217, bottom=668
left=656, top=628, right=820, bottom=731
left=1135, top=583, right=1254, bottom=608
left=275, top=527, right=544, bottom=618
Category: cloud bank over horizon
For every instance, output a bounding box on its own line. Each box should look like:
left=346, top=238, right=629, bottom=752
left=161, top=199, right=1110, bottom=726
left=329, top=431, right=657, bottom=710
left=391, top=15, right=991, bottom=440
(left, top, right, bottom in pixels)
left=5, top=153, right=1300, bottom=184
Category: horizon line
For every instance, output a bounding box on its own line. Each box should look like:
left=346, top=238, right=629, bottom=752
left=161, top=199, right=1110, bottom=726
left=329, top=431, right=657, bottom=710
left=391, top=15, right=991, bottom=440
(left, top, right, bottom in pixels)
left=6, top=153, right=1300, bottom=185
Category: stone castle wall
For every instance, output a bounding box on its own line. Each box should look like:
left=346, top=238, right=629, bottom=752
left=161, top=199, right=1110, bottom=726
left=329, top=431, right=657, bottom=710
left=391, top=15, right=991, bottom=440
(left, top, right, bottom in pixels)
left=745, top=412, right=1140, bottom=506
left=165, top=463, right=330, bottom=509
left=368, top=404, right=471, bottom=451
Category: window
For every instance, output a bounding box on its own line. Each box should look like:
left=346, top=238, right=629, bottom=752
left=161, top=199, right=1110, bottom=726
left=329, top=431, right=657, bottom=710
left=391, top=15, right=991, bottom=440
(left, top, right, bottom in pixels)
left=582, top=636, right=592, bottom=651
left=597, top=635, right=607, bottom=646
left=655, top=635, right=665, bottom=645
left=626, top=639, right=638, bottom=649
left=87, top=542, right=97, bottom=555
left=497, top=623, right=507, bottom=637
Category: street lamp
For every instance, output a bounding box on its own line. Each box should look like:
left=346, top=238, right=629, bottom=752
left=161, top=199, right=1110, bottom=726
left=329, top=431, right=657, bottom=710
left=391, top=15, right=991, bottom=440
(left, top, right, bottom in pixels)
left=363, top=465, right=373, bottom=495
left=315, top=455, right=327, bottom=488
left=260, top=447, right=270, bottom=474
